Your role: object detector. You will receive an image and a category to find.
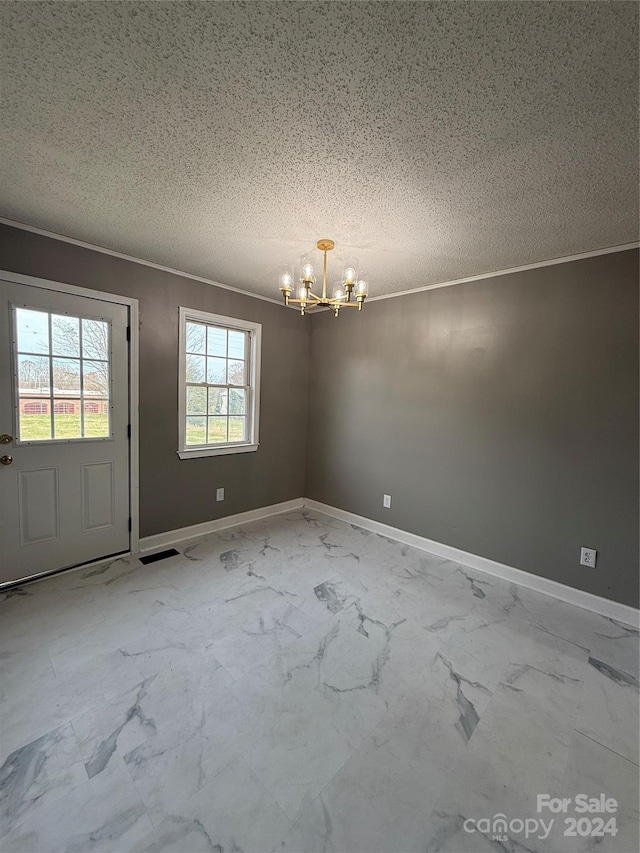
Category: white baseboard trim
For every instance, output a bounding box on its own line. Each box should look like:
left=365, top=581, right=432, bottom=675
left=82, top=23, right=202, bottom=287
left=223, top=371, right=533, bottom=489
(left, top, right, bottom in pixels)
left=138, top=498, right=305, bottom=554
left=303, top=499, right=640, bottom=628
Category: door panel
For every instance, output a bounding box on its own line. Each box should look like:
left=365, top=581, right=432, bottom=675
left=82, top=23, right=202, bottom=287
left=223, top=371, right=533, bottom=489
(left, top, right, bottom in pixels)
left=81, top=461, right=115, bottom=532
left=18, top=466, right=60, bottom=544
left=0, top=281, right=130, bottom=584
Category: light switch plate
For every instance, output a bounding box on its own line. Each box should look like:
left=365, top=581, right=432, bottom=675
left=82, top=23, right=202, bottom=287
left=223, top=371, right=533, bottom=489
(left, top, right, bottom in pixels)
left=216, top=488, right=224, bottom=502
left=383, top=494, right=392, bottom=509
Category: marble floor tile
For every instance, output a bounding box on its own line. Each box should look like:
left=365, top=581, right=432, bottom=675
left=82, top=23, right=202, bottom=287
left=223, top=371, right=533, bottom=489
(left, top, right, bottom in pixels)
left=281, top=679, right=483, bottom=853
left=0, top=646, right=55, bottom=702
left=278, top=770, right=386, bottom=853
left=0, top=585, right=108, bottom=655
left=255, top=616, right=392, bottom=750
left=132, top=756, right=290, bottom=853
left=229, top=669, right=356, bottom=822
left=0, top=648, right=147, bottom=758
left=544, top=729, right=640, bottom=853
left=1, top=763, right=153, bottom=853
left=206, top=599, right=317, bottom=680
left=575, top=656, right=639, bottom=764
left=0, top=723, right=87, bottom=838
left=424, top=652, right=588, bottom=853
left=45, top=585, right=203, bottom=673
left=123, top=687, right=246, bottom=821
left=0, top=509, right=637, bottom=853
left=482, top=581, right=640, bottom=678
left=72, top=649, right=234, bottom=782
left=72, top=677, right=162, bottom=779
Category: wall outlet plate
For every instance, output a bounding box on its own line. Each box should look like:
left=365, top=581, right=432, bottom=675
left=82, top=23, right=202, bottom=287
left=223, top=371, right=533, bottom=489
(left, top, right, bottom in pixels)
left=216, top=488, right=224, bottom=502
left=580, top=546, right=597, bottom=568
left=383, top=494, right=392, bottom=509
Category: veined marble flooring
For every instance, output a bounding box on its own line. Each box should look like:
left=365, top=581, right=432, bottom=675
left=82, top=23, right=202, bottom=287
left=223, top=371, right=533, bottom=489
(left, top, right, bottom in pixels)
left=1, top=509, right=638, bottom=853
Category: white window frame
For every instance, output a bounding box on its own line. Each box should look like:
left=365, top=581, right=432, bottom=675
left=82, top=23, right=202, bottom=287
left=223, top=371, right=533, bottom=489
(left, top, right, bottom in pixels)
left=178, top=307, right=261, bottom=459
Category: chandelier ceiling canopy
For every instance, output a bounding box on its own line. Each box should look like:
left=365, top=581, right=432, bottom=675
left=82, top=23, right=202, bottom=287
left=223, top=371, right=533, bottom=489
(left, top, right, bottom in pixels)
left=278, top=240, right=369, bottom=316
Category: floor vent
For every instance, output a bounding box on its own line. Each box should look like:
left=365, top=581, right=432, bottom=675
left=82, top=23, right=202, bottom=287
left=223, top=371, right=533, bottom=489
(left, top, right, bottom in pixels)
left=139, top=548, right=181, bottom=565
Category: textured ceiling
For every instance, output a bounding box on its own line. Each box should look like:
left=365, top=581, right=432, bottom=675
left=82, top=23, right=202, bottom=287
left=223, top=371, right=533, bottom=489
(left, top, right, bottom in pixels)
left=1, top=1, right=638, bottom=299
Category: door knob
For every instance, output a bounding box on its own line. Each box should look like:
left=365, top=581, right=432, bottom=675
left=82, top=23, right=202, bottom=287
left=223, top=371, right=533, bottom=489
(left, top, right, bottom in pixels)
left=0, top=434, right=12, bottom=444
left=0, top=455, right=13, bottom=465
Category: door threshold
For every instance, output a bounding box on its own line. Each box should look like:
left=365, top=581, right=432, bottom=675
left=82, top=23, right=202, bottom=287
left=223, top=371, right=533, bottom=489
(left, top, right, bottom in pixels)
left=0, top=549, right=132, bottom=591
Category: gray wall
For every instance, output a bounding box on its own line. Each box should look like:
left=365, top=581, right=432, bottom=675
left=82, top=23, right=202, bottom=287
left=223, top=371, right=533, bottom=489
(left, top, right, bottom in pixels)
left=0, top=224, right=309, bottom=538
left=306, top=250, right=639, bottom=607
left=2, top=224, right=637, bottom=606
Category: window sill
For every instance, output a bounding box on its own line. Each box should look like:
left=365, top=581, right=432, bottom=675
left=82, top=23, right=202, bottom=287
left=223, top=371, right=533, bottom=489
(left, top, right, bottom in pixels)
left=177, top=443, right=259, bottom=460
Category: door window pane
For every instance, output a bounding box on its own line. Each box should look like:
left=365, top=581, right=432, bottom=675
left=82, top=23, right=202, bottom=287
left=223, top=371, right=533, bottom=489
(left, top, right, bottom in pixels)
left=83, top=400, right=109, bottom=437
left=16, top=308, right=49, bottom=354
left=81, top=319, right=109, bottom=360
left=18, top=354, right=50, bottom=393
left=83, top=361, right=109, bottom=397
left=19, top=397, right=51, bottom=440
left=53, top=358, right=81, bottom=395
left=53, top=399, right=82, bottom=438
left=52, top=315, right=80, bottom=357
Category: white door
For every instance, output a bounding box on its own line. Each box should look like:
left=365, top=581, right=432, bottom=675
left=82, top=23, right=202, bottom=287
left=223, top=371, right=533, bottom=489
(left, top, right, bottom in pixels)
left=0, top=281, right=130, bottom=584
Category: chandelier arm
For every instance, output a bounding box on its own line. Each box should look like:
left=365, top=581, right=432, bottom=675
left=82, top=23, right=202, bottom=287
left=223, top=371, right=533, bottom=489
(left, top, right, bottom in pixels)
left=289, top=292, right=321, bottom=304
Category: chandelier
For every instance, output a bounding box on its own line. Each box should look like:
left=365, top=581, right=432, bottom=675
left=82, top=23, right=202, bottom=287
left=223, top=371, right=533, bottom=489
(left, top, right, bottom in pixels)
left=278, top=239, right=369, bottom=316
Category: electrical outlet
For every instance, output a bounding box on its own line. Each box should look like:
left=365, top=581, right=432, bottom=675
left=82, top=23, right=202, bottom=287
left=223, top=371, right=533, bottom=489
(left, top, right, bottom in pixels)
left=580, top=547, right=597, bottom=568
left=383, top=494, right=392, bottom=509
left=216, top=488, right=224, bottom=502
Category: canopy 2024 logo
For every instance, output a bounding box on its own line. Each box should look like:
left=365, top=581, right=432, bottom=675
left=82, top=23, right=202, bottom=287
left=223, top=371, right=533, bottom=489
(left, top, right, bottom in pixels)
left=463, top=795, right=618, bottom=843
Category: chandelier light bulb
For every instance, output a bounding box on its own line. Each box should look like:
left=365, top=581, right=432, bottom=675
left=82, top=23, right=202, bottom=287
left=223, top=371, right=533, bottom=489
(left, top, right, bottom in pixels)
left=333, top=285, right=345, bottom=301
left=279, top=264, right=294, bottom=295
left=355, top=271, right=368, bottom=296
left=300, top=251, right=316, bottom=284
left=342, top=258, right=359, bottom=288
left=298, top=286, right=309, bottom=301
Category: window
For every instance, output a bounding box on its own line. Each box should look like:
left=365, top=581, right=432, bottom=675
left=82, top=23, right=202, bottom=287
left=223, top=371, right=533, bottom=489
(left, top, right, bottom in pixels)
left=23, top=400, right=49, bottom=414
left=13, top=306, right=111, bottom=442
left=178, top=308, right=261, bottom=458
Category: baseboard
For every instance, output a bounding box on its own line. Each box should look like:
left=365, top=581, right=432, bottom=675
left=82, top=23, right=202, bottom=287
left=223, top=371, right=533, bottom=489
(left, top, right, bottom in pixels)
left=303, top=499, right=640, bottom=628
left=138, top=498, right=305, bottom=554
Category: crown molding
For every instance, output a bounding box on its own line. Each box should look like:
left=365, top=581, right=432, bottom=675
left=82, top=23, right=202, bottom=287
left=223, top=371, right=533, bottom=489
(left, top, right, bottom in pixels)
left=2, top=217, right=637, bottom=306
left=0, top=217, right=284, bottom=306
left=365, top=242, right=640, bottom=303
